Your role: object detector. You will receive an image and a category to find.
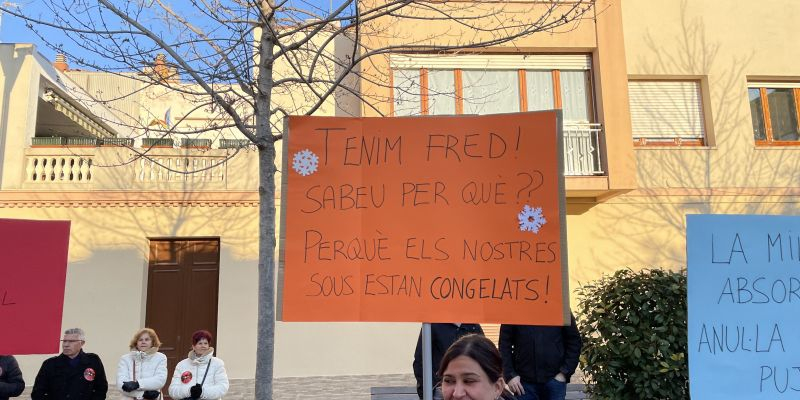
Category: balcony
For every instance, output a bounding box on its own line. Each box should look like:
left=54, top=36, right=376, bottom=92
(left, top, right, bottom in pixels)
left=19, top=126, right=618, bottom=200
left=562, top=122, right=630, bottom=201
left=21, top=146, right=258, bottom=191
left=563, top=122, right=603, bottom=176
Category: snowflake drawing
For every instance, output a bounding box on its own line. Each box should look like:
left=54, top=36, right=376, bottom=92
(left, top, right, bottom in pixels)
left=518, top=205, right=547, bottom=233
left=292, top=149, right=319, bottom=176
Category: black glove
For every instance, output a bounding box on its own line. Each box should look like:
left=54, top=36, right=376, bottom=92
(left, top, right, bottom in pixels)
left=122, top=381, right=140, bottom=392
left=142, top=390, right=160, bottom=399
left=190, top=384, right=202, bottom=399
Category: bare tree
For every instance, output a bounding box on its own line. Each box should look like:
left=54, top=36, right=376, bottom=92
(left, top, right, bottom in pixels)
left=2, top=1, right=594, bottom=398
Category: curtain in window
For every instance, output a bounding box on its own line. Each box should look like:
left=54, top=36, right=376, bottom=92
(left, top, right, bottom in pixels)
left=393, top=69, right=421, bottom=116
left=766, top=88, right=800, bottom=141
left=525, top=70, right=554, bottom=111
left=560, top=71, right=590, bottom=122
left=428, top=70, right=456, bottom=115
left=462, top=70, right=519, bottom=115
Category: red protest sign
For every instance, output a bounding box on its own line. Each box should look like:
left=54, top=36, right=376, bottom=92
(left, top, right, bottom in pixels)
left=279, top=112, right=568, bottom=325
left=0, top=219, right=70, bottom=354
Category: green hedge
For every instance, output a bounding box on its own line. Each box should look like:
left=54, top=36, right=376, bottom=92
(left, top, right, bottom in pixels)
left=576, top=268, right=688, bottom=400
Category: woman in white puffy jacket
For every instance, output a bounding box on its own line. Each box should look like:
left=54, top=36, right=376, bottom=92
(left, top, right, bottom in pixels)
left=118, top=328, right=168, bottom=400
left=168, top=330, right=229, bottom=400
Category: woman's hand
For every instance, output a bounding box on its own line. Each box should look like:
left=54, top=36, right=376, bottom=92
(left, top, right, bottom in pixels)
left=121, top=381, right=140, bottom=392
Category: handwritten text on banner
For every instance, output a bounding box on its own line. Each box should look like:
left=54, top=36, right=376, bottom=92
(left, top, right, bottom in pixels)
left=279, top=113, right=568, bottom=325
left=688, top=214, right=800, bottom=399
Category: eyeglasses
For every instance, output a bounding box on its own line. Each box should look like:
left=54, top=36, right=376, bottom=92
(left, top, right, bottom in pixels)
left=61, top=340, right=83, bottom=343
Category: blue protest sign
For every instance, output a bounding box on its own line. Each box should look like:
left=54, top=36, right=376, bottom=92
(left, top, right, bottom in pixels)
left=687, top=214, right=800, bottom=399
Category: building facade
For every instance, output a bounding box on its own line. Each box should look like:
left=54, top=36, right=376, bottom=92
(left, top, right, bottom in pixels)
left=2, top=0, right=799, bottom=397
left=361, top=0, right=800, bottom=304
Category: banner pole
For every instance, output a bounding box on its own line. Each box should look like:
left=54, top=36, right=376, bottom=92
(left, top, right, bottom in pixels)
left=422, top=323, right=433, bottom=400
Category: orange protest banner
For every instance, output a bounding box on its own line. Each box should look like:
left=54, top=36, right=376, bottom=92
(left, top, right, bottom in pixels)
left=279, top=112, right=568, bottom=325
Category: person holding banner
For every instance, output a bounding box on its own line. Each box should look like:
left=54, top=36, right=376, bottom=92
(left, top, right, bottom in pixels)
left=413, top=323, right=484, bottom=399
left=438, top=334, right=515, bottom=400
left=499, top=314, right=581, bottom=400
left=168, top=330, right=228, bottom=400
left=117, top=328, right=168, bottom=400
left=0, top=355, right=25, bottom=400
left=31, top=328, right=108, bottom=400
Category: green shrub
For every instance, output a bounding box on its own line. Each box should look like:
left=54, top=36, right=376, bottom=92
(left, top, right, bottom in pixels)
left=576, top=268, right=688, bottom=400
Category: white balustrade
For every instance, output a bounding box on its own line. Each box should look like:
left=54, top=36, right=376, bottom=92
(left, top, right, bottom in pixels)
left=24, top=153, right=227, bottom=185
left=25, top=155, right=93, bottom=182
left=137, top=156, right=226, bottom=182
left=563, top=122, right=604, bottom=176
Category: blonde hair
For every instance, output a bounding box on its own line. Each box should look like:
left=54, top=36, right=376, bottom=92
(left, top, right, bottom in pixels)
left=128, top=328, right=162, bottom=350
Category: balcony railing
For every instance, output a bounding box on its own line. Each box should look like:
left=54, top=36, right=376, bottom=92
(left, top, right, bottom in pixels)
left=219, top=139, right=253, bottom=149
left=25, top=154, right=227, bottom=184
left=22, top=147, right=246, bottom=189
left=21, top=126, right=602, bottom=190
left=563, top=122, right=604, bottom=176
left=137, top=156, right=226, bottom=182
left=26, top=155, right=93, bottom=183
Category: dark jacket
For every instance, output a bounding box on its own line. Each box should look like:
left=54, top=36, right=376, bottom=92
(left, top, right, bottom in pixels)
left=499, top=314, right=582, bottom=384
left=413, top=323, right=484, bottom=398
left=32, top=351, right=108, bottom=400
left=0, top=355, right=25, bottom=400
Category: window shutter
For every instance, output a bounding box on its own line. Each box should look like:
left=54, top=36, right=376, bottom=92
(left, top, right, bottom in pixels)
left=481, top=323, right=500, bottom=347
left=628, top=81, right=705, bottom=139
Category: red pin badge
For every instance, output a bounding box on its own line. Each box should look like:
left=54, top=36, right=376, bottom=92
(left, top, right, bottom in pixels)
left=83, top=368, right=96, bottom=381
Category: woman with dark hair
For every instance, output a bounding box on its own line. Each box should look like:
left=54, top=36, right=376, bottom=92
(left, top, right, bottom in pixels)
left=168, top=330, right=229, bottom=400
left=438, top=334, right=515, bottom=400
left=117, top=328, right=168, bottom=400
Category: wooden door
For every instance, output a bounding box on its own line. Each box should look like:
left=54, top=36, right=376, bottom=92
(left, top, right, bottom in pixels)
left=145, top=239, right=220, bottom=394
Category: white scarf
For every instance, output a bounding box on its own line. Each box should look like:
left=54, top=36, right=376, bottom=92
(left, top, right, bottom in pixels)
left=188, top=347, right=215, bottom=366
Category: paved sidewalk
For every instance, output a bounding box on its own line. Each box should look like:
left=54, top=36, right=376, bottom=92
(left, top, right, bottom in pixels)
left=17, top=372, right=588, bottom=399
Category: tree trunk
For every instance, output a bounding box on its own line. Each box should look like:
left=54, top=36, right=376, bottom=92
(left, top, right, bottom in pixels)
left=256, top=143, right=277, bottom=400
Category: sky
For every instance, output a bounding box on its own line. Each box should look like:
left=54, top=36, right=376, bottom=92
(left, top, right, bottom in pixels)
left=0, top=1, right=41, bottom=48
left=0, top=1, right=344, bottom=62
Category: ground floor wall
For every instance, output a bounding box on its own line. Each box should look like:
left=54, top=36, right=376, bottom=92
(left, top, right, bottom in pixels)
left=6, top=189, right=797, bottom=388
left=564, top=189, right=800, bottom=308
left=2, top=194, right=419, bottom=386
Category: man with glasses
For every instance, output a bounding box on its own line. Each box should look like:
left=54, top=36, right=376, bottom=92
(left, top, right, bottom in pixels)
left=32, top=328, right=108, bottom=400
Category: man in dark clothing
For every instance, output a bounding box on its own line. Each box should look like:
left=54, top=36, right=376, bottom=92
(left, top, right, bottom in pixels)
left=413, top=323, right=484, bottom=399
left=0, top=355, right=25, bottom=400
left=32, top=328, right=108, bottom=400
left=499, top=313, right=582, bottom=400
